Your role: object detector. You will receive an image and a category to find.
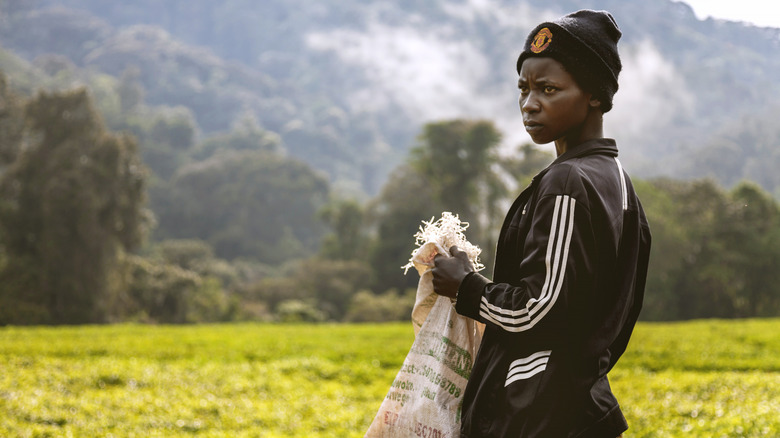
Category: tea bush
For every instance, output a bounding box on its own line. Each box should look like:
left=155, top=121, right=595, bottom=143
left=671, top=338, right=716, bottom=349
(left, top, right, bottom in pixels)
left=1, top=320, right=778, bottom=437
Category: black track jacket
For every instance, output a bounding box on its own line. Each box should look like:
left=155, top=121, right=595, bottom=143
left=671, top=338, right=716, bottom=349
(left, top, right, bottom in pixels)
left=455, top=138, right=651, bottom=437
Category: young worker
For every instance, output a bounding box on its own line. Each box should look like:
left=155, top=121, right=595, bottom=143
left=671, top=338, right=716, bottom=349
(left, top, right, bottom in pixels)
left=432, top=10, right=652, bottom=437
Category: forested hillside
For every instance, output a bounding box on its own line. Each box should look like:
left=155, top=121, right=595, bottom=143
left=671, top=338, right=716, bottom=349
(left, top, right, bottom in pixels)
left=1, top=0, right=779, bottom=324
left=2, top=0, right=780, bottom=195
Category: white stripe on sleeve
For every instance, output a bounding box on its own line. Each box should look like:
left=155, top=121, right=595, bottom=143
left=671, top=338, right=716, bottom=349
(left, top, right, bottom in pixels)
left=479, top=195, right=575, bottom=332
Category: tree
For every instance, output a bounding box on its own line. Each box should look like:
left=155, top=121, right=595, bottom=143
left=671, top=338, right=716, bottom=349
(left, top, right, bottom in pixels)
left=632, top=179, right=689, bottom=320
left=0, top=87, right=149, bottom=324
left=368, top=163, right=438, bottom=292
left=0, top=73, right=27, bottom=322
left=679, top=108, right=780, bottom=197
left=0, top=74, right=24, bottom=169
left=276, top=299, right=326, bottom=323
left=193, top=114, right=281, bottom=160
left=637, top=178, right=780, bottom=320
left=121, top=253, right=235, bottom=324
left=409, top=120, right=505, bottom=253
left=117, top=67, right=145, bottom=114
left=718, top=182, right=780, bottom=317
left=369, top=120, right=513, bottom=292
left=294, top=258, right=374, bottom=321
left=501, top=143, right=555, bottom=187
left=153, top=238, right=242, bottom=290
left=345, top=289, right=415, bottom=323
left=318, top=198, right=369, bottom=261
left=246, top=256, right=373, bottom=321
left=137, top=106, right=198, bottom=179
left=149, top=106, right=197, bottom=151
left=666, top=179, right=735, bottom=319
left=154, top=150, right=329, bottom=264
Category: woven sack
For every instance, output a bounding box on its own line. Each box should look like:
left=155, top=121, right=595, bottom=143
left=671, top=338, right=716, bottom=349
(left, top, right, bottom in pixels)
left=365, top=214, right=484, bottom=437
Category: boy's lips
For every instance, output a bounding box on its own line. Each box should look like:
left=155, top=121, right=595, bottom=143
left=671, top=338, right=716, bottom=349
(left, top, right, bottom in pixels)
left=524, top=120, right=543, bottom=132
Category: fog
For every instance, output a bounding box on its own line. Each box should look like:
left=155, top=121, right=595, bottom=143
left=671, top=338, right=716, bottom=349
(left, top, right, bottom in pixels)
left=307, top=3, right=694, bottom=167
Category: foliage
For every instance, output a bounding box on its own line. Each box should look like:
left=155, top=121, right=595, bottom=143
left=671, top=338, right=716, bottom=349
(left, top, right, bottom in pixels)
left=2, top=73, right=780, bottom=323
left=367, top=163, right=439, bottom=293
left=0, top=85, right=150, bottom=324
left=3, top=2, right=780, bottom=326
left=0, top=77, right=246, bottom=326
left=368, top=120, right=510, bottom=292
left=0, top=320, right=778, bottom=437
left=345, top=289, right=416, bottom=323
left=248, top=257, right=375, bottom=322
left=121, top=254, right=204, bottom=324
left=3, top=0, right=779, bottom=200
left=152, top=239, right=243, bottom=289
left=0, top=74, right=24, bottom=168
left=117, top=238, right=254, bottom=324
left=500, top=142, right=556, bottom=189
left=153, top=150, right=329, bottom=263
left=2, top=42, right=780, bottom=323
left=276, top=300, right=326, bottom=323
left=0, top=323, right=411, bottom=437
left=192, top=114, right=281, bottom=161
left=409, top=120, right=506, bottom=264
left=0, top=3, right=400, bottom=194
left=637, top=178, right=780, bottom=320
left=120, top=253, right=237, bottom=324
left=116, top=66, right=144, bottom=114
left=679, top=107, right=780, bottom=198
left=318, top=198, right=370, bottom=261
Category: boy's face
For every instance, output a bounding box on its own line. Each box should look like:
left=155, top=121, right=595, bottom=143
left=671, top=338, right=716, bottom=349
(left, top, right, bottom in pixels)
left=518, top=57, right=597, bottom=145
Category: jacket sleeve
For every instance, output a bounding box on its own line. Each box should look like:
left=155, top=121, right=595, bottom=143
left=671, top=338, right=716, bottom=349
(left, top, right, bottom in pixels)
left=455, top=169, right=595, bottom=334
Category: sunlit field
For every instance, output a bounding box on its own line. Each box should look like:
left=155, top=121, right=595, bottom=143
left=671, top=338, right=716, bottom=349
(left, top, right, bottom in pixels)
left=1, top=320, right=778, bottom=437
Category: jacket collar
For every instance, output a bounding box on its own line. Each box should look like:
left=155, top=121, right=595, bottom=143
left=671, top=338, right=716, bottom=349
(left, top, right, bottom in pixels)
left=550, top=138, right=618, bottom=167
left=498, top=139, right=619, bottom=259
left=521, top=138, right=619, bottom=196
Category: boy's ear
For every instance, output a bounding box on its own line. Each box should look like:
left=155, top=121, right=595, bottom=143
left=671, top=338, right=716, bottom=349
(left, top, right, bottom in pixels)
left=589, top=96, right=601, bottom=108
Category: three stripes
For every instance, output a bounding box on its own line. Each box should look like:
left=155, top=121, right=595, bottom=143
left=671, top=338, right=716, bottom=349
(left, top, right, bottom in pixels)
left=479, top=194, right=576, bottom=332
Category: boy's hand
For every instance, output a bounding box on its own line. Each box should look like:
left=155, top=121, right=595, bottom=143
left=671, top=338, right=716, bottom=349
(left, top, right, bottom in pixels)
left=432, top=246, right=475, bottom=299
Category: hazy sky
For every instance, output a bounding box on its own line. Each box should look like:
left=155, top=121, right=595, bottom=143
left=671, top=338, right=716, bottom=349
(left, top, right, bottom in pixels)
left=679, top=0, right=780, bottom=28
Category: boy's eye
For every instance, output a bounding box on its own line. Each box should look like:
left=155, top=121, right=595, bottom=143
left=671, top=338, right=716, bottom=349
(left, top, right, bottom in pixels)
left=518, top=85, right=529, bottom=94
left=543, top=86, right=557, bottom=94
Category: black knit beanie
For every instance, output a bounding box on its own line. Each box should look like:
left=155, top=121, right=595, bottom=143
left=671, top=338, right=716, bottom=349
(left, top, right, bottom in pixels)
left=516, top=10, right=622, bottom=112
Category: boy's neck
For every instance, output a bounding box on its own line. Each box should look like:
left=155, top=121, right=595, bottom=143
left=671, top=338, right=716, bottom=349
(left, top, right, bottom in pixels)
left=554, top=110, right=604, bottom=156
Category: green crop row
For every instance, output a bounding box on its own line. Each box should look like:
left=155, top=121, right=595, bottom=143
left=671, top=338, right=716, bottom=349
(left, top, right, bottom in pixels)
left=1, top=320, right=778, bottom=437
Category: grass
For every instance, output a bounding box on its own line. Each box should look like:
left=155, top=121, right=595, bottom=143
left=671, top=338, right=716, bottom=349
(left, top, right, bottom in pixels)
left=1, top=319, right=778, bottom=437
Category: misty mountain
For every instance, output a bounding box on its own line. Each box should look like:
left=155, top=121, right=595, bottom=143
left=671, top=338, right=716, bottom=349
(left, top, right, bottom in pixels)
left=2, top=0, right=779, bottom=195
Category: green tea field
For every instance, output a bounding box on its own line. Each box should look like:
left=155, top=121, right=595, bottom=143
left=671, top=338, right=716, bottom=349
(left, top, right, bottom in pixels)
left=1, top=319, right=779, bottom=437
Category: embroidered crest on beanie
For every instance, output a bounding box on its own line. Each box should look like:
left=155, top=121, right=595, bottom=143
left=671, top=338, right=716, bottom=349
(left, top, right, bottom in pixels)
left=530, top=27, right=553, bottom=53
